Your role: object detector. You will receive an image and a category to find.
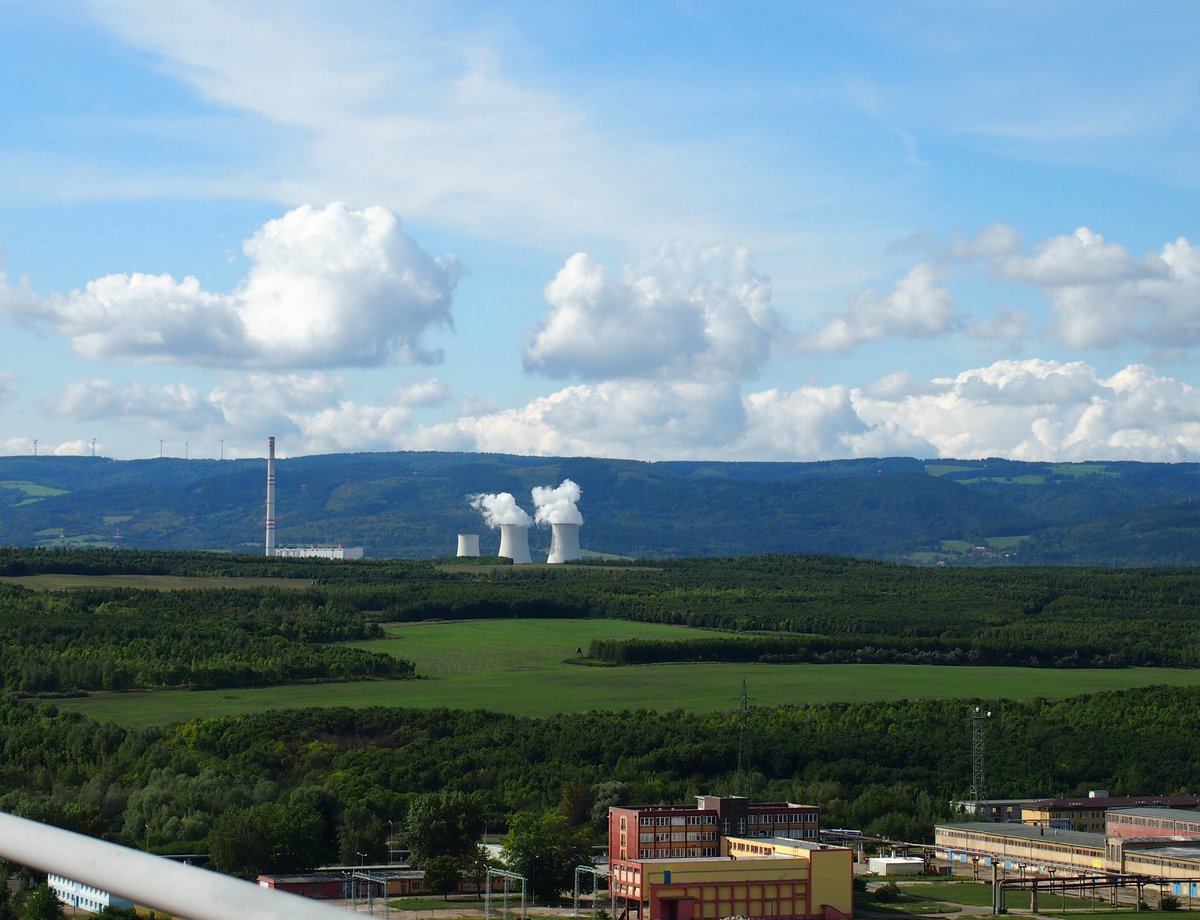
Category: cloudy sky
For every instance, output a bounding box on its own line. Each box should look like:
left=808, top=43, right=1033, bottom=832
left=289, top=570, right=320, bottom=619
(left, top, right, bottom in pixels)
left=3, top=1, right=1200, bottom=462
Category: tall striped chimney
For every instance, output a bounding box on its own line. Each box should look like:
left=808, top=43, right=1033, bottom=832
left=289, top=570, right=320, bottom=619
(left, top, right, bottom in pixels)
left=265, top=436, right=276, bottom=557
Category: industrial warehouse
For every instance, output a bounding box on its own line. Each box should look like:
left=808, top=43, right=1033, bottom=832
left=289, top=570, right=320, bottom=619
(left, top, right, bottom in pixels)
left=937, top=804, right=1200, bottom=885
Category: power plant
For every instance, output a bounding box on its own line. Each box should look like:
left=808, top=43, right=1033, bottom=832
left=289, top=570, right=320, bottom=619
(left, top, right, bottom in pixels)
left=468, top=490, right=534, bottom=564
left=264, top=436, right=364, bottom=560
left=278, top=456, right=592, bottom=565
left=467, top=480, right=587, bottom=565
left=547, top=522, right=582, bottom=564
left=533, top=478, right=584, bottom=563
left=497, top=523, right=532, bottom=564
left=264, top=436, right=276, bottom=558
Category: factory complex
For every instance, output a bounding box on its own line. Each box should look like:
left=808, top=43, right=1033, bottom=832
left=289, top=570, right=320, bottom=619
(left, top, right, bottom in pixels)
left=263, top=436, right=365, bottom=560
left=262, top=435, right=587, bottom=563
left=937, top=804, right=1200, bottom=884
left=609, top=796, right=852, bottom=920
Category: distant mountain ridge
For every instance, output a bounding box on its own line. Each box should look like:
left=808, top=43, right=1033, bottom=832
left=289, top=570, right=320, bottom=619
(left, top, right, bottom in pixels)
left=1, top=451, right=1199, bottom=565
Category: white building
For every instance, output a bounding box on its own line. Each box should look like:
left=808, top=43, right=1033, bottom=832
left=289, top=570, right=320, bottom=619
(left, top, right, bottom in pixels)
left=272, top=545, right=365, bottom=560
left=49, top=873, right=136, bottom=913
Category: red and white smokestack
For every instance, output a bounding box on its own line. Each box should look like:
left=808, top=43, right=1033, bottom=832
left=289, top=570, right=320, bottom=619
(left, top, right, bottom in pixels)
left=265, top=436, right=276, bottom=557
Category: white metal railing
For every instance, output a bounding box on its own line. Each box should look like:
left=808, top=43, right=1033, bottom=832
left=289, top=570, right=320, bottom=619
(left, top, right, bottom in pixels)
left=0, top=812, right=350, bottom=920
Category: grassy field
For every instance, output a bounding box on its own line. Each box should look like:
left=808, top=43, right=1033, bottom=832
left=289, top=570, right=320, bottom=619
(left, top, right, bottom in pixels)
left=54, top=618, right=1200, bottom=728
left=0, top=573, right=314, bottom=589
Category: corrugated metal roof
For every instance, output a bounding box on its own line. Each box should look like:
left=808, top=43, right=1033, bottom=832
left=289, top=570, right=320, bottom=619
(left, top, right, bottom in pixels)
left=937, top=822, right=1104, bottom=848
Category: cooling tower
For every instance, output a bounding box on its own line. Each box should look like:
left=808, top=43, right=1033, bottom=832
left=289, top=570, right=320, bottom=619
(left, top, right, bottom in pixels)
left=456, top=533, right=481, bottom=557
left=547, top=522, right=582, bottom=564
left=498, top=524, right=532, bottom=564
left=264, top=436, right=276, bottom=558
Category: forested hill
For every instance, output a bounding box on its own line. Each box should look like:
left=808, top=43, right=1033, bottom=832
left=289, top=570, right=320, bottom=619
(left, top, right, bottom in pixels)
left=2, top=451, right=1200, bottom=564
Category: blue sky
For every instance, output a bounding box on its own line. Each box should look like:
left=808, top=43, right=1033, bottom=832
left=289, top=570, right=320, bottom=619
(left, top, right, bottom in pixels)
left=3, top=1, right=1200, bottom=462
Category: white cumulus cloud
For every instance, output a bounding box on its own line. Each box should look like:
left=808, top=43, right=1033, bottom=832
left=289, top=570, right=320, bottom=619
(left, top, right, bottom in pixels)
left=418, top=380, right=749, bottom=460
left=207, top=372, right=347, bottom=436
left=47, top=378, right=223, bottom=427
left=800, top=261, right=957, bottom=353
left=524, top=243, right=778, bottom=381
left=1, top=203, right=462, bottom=370
left=405, top=358, right=1200, bottom=463
left=954, top=225, right=1200, bottom=351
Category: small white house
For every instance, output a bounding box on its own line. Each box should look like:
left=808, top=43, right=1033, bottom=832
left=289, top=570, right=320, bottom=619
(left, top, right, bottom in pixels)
left=868, top=857, right=924, bottom=876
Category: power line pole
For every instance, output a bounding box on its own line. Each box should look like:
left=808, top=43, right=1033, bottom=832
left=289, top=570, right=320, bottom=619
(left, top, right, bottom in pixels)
left=735, top=678, right=755, bottom=797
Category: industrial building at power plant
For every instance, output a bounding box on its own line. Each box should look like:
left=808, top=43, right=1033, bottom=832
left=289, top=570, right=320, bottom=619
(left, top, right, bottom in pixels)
left=610, top=797, right=821, bottom=862
left=937, top=805, right=1200, bottom=882
left=467, top=481, right=585, bottom=563
left=264, top=436, right=364, bottom=560
left=952, top=791, right=1200, bottom=832
left=609, top=796, right=851, bottom=920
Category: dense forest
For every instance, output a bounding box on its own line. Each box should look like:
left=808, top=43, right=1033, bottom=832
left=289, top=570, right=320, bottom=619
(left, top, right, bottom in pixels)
left=2, top=687, right=1199, bottom=875
left=4, top=451, right=1200, bottom=563
left=4, top=546, right=1200, bottom=881
left=4, top=548, right=1200, bottom=683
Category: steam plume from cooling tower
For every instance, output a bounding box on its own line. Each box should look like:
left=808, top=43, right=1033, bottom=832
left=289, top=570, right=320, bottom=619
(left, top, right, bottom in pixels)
left=531, top=479, right=584, bottom=525
left=468, top=491, right=533, bottom=528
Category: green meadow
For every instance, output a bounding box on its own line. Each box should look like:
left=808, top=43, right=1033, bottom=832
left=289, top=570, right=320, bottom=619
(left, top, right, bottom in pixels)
left=56, top=618, right=1200, bottom=728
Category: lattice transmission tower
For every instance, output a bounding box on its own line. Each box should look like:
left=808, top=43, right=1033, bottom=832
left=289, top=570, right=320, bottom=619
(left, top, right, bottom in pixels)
left=971, top=705, right=992, bottom=812
left=735, top=678, right=755, bottom=797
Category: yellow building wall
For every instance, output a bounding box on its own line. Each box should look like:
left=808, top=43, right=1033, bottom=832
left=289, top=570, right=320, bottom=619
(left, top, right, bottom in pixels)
left=648, top=858, right=810, bottom=920
left=725, top=837, right=853, bottom=915
left=644, top=857, right=810, bottom=887
left=640, top=847, right=852, bottom=920
left=808, top=848, right=854, bottom=915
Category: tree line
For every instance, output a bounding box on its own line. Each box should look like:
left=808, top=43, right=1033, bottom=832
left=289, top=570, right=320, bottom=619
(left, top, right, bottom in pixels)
left=4, top=685, right=1200, bottom=879
left=0, top=582, right=411, bottom=693
left=6, top=549, right=1200, bottom=683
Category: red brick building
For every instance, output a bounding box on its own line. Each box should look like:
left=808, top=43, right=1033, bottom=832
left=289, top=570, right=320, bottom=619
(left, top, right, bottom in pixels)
left=609, top=795, right=820, bottom=863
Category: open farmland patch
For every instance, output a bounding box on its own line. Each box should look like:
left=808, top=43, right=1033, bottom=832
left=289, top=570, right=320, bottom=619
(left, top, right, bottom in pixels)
left=55, top=614, right=1200, bottom=727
